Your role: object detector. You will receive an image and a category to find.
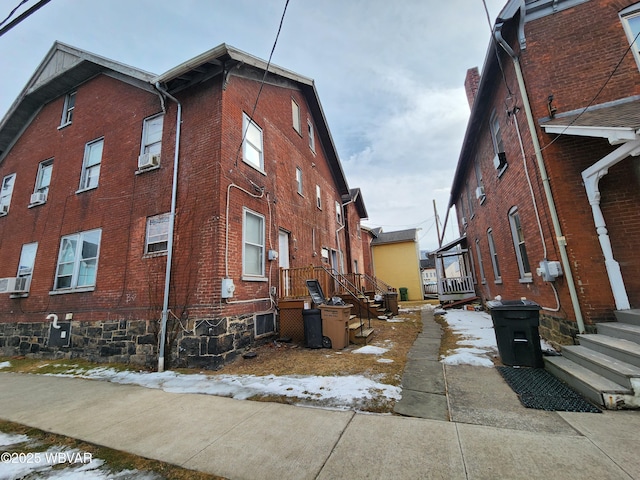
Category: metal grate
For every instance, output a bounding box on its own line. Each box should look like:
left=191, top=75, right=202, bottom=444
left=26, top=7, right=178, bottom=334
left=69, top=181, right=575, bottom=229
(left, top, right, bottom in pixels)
left=497, top=366, right=602, bottom=413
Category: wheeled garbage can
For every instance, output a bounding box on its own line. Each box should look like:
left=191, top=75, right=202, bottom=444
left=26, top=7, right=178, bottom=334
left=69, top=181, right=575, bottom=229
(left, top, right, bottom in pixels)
left=302, top=308, right=323, bottom=349
left=487, top=299, right=544, bottom=368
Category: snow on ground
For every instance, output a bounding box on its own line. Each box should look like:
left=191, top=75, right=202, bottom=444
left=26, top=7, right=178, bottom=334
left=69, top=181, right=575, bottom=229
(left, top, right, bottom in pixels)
left=438, top=308, right=499, bottom=367
left=0, top=361, right=11, bottom=369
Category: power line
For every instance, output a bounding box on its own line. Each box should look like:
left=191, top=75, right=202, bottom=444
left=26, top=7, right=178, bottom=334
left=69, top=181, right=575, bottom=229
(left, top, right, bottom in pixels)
left=0, top=0, right=52, bottom=37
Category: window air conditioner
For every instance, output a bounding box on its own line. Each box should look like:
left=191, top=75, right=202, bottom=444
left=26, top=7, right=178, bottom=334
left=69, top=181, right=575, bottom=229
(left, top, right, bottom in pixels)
left=138, top=152, right=161, bottom=170
left=475, top=186, right=485, bottom=200
left=0, top=204, right=8, bottom=215
left=0, top=277, right=29, bottom=294
left=493, top=152, right=507, bottom=169
left=462, top=216, right=468, bottom=227
left=30, top=192, right=47, bottom=204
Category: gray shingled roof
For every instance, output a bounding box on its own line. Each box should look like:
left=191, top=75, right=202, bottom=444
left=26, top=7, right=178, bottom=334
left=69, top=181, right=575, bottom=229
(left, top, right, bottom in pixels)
left=370, top=228, right=417, bottom=246
left=540, top=97, right=640, bottom=131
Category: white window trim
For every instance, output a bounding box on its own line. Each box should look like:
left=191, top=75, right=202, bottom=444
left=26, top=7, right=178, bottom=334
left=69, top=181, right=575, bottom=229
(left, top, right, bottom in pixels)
left=621, top=5, right=640, bottom=71
left=59, top=91, right=76, bottom=128
left=292, top=99, right=301, bottom=135
left=308, top=120, right=315, bottom=152
left=0, top=173, right=16, bottom=216
left=316, top=185, right=322, bottom=209
left=296, top=167, right=303, bottom=196
left=242, top=208, right=266, bottom=279
left=145, top=213, right=170, bottom=255
left=335, top=201, right=343, bottom=225
left=78, top=138, right=104, bottom=192
left=13, top=242, right=38, bottom=297
left=490, top=111, right=508, bottom=176
left=53, top=228, right=102, bottom=293
left=475, top=239, right=486, bottom=285
left=242, top=113, right=265, bottom=173
left=508, top=207, right=533, bottom=282
left=487, top=228, right=502, bottom=284
left=30, top=159, right=53, bottom=206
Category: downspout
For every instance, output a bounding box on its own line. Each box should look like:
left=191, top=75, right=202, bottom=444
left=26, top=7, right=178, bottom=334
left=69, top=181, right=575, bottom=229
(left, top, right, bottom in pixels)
left=494, top=22, right=585, bottom=334
left=154, top=82, right=182, bottom=372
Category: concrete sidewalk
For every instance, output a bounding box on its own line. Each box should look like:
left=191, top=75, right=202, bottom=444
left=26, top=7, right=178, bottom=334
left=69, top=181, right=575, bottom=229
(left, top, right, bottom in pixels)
left=1, top=311, right=640, bottom=479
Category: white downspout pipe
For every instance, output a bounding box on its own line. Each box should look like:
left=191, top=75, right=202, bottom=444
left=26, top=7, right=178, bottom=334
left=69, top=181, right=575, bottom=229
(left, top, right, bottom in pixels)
left=495, top=27, right=586, bottom=334
left=154, top=82, right=182, bottom=372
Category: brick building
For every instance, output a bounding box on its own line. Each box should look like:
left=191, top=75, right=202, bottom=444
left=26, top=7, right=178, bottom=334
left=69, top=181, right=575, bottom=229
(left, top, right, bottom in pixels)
left=0, top=42, right=367, bottom=369
left=449, top=0, right=640, bottom=346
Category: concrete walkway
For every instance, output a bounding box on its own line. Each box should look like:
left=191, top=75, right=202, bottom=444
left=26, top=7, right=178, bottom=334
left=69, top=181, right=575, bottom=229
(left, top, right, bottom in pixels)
left=1, top=310, right=640, bottom=479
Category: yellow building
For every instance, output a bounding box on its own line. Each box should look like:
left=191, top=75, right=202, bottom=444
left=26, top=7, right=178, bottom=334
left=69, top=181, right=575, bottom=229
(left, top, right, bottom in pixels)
left=370, top=228, right=423, bottom=301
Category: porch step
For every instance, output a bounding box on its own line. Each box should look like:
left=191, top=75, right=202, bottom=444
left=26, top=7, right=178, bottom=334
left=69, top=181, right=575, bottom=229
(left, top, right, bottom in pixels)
left=577, top=334, right=640, bottom=368
left=614, top=309, right=640, bottom=326
left=597, top=322, right=640, bottom=344
left=544, top=356, right=632, bottom=409
left=561, top=345, right=640, bottom=389
left=348, top=321, right=374, bottom=345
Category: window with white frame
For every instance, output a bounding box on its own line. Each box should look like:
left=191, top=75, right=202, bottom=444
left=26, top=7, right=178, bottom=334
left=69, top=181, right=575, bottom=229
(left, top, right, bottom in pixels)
left=308, top=120, right=315, bottom=152
left=335, top=201, right=343, bottom=225
left=467, top=185, right=475, bottom=218
left=621, top=5, right=640, bottom=70
left=316, top=185, right=322, bottom=209
left=60, top=91, right=76, bottom=127
left=508, top=207, right=532, bottom=280
left=79, top=138, right=103, bottom=191
left=0, top=173, right=16, bottom=215
left=243, top=208, right=265, bottom=277
left=296, top=167, right=303, bottom=195
left=32, top=159, right=53, bottom=203
left=141, top=114, right=164, bottom=155
left=487, top=228, right=502, bottom=283
left=18, top=242, right=38, bottom=279
left=145, top=213, right=170, bottom=254
left=242, top=113, right=264, bottom=171
left=292, top=99, right=301, bottom=134
left=54, top=229, right=102, bottom=290
left=490, top=110, right=507, bottom=174
left=475, top=238, right=486, bottom=284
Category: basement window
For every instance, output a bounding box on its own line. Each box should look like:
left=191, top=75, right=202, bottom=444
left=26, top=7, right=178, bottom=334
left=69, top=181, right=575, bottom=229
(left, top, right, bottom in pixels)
left=255, top=312, right=275, bottom=337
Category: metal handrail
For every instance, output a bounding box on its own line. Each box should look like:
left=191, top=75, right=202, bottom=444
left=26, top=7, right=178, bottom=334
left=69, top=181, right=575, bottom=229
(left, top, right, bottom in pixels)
left=317, top=265, right=372, bottom=331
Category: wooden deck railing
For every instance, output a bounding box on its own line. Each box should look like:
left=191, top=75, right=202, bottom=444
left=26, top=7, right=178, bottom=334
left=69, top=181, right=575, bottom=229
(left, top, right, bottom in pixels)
left=438, top=275, right=475, bottom=296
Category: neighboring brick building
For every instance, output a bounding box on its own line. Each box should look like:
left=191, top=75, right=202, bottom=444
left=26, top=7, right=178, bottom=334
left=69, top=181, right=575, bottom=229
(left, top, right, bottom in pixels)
left=0, top=42, right=367, bottom=369
left=449, top=0, right=640, bottom=345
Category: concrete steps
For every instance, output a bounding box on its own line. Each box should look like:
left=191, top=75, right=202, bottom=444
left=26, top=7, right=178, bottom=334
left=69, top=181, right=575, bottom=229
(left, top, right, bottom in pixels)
left=543, top=309, right=640, bottom=410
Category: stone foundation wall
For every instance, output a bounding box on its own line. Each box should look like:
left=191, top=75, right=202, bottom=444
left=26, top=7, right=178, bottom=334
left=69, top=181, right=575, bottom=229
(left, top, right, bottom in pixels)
left=0, top=312, right=275, bottom=370
left=538, top=313, right=597, bottom=351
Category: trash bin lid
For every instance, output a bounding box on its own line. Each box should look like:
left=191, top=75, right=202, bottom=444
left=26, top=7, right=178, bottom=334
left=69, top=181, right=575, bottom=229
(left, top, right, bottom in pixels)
left=487, top=299, right=540, bottom=310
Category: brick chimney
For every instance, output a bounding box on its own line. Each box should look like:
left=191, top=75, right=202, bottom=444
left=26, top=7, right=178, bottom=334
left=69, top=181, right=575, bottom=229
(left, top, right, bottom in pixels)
left=464, top=67, right=481, bottom=109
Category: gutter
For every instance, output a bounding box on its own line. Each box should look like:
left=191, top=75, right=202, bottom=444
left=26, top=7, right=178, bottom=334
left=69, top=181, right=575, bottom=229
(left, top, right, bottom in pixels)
left=494, top=13, right=585, bottom=334
left=153, top=82, right=182, bottom=372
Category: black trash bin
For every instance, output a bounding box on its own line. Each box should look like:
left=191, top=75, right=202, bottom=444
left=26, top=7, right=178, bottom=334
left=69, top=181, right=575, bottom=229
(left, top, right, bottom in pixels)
left=302, top=308, right=323, bottom=348
left=487, top=299, right=544, bottom=368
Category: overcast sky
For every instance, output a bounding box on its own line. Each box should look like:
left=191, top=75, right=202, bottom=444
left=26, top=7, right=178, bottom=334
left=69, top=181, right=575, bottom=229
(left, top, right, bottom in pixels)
left=0, top=0, right=506, bottom=251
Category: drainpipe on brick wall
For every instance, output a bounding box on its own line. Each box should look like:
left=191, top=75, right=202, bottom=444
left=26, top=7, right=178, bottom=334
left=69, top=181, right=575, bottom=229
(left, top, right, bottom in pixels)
left=494, top=25, right=585, bottom=334
left=154, top=82, right=182, bottom=372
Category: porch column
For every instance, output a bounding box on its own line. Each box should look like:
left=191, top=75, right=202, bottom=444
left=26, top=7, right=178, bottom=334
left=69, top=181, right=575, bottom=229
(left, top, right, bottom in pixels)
left=581, top=139, right=640, bottom=311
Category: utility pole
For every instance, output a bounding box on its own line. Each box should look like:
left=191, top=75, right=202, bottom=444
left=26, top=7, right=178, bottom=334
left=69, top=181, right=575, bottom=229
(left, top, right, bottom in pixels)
left=433, top=200, right=442, bottom=248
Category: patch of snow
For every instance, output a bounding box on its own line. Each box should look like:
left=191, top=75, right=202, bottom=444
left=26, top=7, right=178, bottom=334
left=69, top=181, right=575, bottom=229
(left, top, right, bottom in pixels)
left=376, top=358, right=394, bottom=364
left=386, top=318, right=405, bottom=323
left=352, top=345, right=388, bottom=355
left=0, top=432, right=29, bottom=446
left=438, top=309, right=498, bottom=367
left=0, top=361, right=11, bottom=369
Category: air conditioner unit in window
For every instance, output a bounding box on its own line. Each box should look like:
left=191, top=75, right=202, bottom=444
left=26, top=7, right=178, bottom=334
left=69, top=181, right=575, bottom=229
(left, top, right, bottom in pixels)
left=461, top=216, right=468, bottom=227
left=493, top=151, right=507, bottom=169
left=0, top=277, right=29, bottom=294
left=0, top=204, right=8, bottom=215
left=475, top=186, right=486, bottom=202
left=30, top=192, right=47, bottom=205
left=138, top=152, right=161, bottom=170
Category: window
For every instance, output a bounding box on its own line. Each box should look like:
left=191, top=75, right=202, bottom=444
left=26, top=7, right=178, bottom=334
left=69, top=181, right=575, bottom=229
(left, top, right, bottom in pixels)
left=508, top=207, right=532, bottom=281
left=475, top=239, right=486, bottom=284
left=487, top=228, right=502, bottom=283
left=145, top=213, right=170, bottom=254
left=141, top=114, right=164, bottom=155
left=490, top=111, right=507, bottom=174
left=316, top=185, right=322, bottom=209
left=243, top=209, right=265, bottom=278
left=296, top=167, right=303, bottom=195
left=0, top=173, right=16, bottom=215
left=79, top=138, right=103, bottom=191
left=292, top=99, right=301, bottom=134
left=467, top=185, right=475, bottom=218
left=255, top=312, right=275, bottom=337
left=242, top=113, right=264, bottom=171
left=32, top=159, right=53, bottom=204
left=18, top=243, right=38, bottom=279
left=335, top=201, right=343, bottom=225
left=54, top=229, right=102, bottom=290
left=60, top=92, right=76, bottom=126
left=621, top=5, right=640, bottom=70
left=308, top=120, right=315, bottom=152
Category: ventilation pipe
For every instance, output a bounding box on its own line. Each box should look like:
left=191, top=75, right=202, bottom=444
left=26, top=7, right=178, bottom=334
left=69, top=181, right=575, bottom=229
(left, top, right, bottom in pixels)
left=494, top=16, right=585, bottom=334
